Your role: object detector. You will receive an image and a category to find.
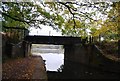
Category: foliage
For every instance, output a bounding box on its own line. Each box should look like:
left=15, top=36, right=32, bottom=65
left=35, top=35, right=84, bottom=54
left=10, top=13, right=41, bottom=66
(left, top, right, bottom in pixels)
left=44, top=1, right=119, bottom=40
left=93, top=2, right=119, bottom=41
left=96, top=41, right=118, bottom=61
left=1, top=1, right=119, bottom=41
left=62, top=19, right=89, bottom=37
left=57, top=64, right=64, bottom=72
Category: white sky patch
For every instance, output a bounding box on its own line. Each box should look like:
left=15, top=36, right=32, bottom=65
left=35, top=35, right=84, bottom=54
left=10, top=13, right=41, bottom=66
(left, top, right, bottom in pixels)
left=86, top=29, right=91, bottom=35
left=29, top=25, right=62, bottom=36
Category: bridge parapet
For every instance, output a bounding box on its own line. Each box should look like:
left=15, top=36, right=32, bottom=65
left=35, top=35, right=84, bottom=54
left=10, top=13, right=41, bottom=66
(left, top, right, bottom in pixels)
left=24, top=35, right=82, bottom=45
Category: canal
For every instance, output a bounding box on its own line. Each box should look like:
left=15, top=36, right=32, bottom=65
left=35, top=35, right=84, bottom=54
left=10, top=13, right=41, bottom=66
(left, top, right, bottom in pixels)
left=31, top=44, right=64, bottom=72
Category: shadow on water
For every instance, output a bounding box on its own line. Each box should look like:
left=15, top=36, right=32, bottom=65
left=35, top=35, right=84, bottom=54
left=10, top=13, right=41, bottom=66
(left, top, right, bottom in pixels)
left=46, top=59, right=119, bottom=80
left=47, top=64, right=67, bottom=80
left=47, top=64, right=119, bottom=80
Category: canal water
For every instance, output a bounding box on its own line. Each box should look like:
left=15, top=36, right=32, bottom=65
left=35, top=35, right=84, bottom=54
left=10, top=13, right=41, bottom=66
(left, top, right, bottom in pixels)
left=31, top=44, right=64, bottom=72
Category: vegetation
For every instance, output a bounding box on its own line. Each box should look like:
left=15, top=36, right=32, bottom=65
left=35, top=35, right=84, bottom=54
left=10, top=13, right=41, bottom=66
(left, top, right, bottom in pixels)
left=1, top=1, right=119, bottom=41
left=57, top=64, right=64, bottom=72
left=96, top=41, right=118, bottom=59
left=1, top=1, right=119, bottom=58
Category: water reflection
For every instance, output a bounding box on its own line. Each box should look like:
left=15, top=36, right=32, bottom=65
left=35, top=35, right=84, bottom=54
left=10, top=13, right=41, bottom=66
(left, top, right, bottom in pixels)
left=32, top=53, right=64, bottom=71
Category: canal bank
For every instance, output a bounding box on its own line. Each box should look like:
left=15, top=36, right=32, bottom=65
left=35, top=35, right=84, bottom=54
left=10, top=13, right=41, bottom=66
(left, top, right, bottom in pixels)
left=2, top=55, right=48, bottom=80
left=32, top=56, right=47, bottom=80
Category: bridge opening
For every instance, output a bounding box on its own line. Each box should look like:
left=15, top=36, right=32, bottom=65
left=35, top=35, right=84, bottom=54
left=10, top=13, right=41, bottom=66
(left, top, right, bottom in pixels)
left=31, top=44, right=64, bottom=72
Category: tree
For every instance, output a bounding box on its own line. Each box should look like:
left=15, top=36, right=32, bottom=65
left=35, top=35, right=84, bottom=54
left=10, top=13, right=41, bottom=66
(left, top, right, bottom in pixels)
left=1, top=1, right=118, bottom=40
left=44, top=1, right=113, bottom=38
left=92, top=1, right=119, bottom=41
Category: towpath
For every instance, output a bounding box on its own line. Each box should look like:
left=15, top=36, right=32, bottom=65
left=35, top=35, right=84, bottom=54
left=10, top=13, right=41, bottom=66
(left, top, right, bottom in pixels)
left=2, top=55, right=47, bottom=80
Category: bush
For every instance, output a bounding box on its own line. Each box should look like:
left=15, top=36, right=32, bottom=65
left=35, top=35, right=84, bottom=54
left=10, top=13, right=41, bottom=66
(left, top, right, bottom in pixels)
left=57, top=64, right=64, bottom=72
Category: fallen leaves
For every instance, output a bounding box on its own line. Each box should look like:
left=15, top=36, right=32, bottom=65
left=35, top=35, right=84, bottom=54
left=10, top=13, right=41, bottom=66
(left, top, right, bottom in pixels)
left=2, top=56, right=38, bottom=79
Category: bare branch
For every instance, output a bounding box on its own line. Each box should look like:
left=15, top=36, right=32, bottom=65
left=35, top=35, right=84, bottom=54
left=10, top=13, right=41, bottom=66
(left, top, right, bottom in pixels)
left=58, top=2, right=76, bottom=29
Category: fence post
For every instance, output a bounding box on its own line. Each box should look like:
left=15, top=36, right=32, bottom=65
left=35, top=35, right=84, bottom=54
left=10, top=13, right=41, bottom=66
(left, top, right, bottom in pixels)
left=118, top=40, right=120, bottom=57
left=89, top=36, right=92, bottom=44
left=22, top=41, right=26, bottom=57
left=92, top=36, right=94, bottom=43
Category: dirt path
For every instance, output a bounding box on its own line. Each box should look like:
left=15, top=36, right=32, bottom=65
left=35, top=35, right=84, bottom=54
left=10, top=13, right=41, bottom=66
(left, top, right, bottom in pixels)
left=2, top=56, right=47, bottom=80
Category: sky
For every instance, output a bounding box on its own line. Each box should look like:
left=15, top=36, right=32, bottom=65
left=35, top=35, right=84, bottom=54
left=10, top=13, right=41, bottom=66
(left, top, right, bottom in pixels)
left=29, top=25, right=62, bottom=36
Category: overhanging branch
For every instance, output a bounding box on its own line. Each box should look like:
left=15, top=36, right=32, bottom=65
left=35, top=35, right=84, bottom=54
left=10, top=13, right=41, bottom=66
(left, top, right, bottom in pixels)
left=2, top=12, right=30, bottom=24
left=58, top=2, right=76, bottom=29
